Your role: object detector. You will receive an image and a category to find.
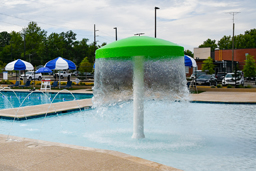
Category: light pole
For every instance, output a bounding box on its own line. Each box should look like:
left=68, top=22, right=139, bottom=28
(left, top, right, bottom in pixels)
left=155, top=7, right=160, bottom=38
left=113, top=27, right=117, bottom=41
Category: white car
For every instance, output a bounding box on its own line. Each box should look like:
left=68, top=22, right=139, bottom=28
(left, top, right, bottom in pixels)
left=20, top=71, right=42, bottom=81
left=222, top=73, right=244, bottom=86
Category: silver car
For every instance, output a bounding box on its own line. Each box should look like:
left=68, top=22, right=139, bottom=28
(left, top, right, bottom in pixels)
left=222, top=73, right=244, bottom=86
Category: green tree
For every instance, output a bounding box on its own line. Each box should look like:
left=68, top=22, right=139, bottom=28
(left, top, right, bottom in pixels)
left=22, top=21, right=47, bottom=65
left=0, top=31, right=11, bottom=47
left=60, top=30, right=77, bottom=60
left=44, top=32, right=66, bottom=61
left=218, top=35, right=232, bottom=50
left=199, top=38, right=217, bottom=52
left=73, top=38, right=89, bottom=65
left=184, top=49, right=193, bottom=57
left=79, top=57, right=93, bottom=73
left=0, top=31, right=23, bottom=63
left=243, top=54, right=256, bottom=78
left=202, top=57, right=215, bottom=74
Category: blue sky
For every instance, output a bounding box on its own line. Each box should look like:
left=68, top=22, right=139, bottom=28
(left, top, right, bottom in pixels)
left=0, top=0, right=255, bottom=52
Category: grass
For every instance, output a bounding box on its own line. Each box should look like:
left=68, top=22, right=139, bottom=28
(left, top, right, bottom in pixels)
left=190, top=90, right=205, bottom=94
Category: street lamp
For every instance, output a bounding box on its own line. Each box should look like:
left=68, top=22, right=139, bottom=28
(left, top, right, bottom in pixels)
left=113, top=27, right=117, bottom=41
left=155, top=7, right=160, bottom=38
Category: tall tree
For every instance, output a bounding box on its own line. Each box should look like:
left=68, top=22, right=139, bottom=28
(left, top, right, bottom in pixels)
left=60, top=30, right=77, bottom=60
left=243, top=54, right=256, bottom=78
left=73, top=38, right=89, bottom=65
left=202, top=57, right=215, bottom=74
left=46, top=32, right=66, bottom=60
left=218, top=35, right=232, bottom=50
left=0, top=31, right=11, bottom=47
left=0, top=31, right=23, bottom=63
left=199, top=38, right=217, bottom=52
left=22, top=21, right=47, bottom=65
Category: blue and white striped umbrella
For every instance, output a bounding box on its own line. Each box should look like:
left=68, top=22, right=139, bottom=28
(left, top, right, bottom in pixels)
left=5, top=59, right=34, bottom=71
left=35, top=67, right=52, bottom=73
left=45, top=57, right=76, bottom=70
left=184, top=55, right=197, bottom=68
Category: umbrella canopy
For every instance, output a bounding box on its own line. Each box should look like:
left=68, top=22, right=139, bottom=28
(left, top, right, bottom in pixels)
left=35, top=67, right=52, bottom=73
left=45, top=57, right=76, bottom=70
left=96, top=36, right=184, bottom=59
left=184, top=55, right=197, bottom=68
left=5, top=59, right=34, bottom=71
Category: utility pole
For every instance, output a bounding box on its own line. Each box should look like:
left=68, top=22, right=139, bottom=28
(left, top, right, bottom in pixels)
left=94, top=24, right=99, bottom=63
left=227, top=12, right=240, bottom=72
left=113, top=27, right=117, bottom=41
left=155, top=7, right=160, bottom=38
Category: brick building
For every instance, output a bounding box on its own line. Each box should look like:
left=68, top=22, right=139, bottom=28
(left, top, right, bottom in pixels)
left=186, top=48, right=256, bottom=77
left=215, top=48, right=256, bottom=72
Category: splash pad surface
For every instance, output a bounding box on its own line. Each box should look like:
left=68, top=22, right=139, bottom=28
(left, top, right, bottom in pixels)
left=0, top=102, right=255, bottom=171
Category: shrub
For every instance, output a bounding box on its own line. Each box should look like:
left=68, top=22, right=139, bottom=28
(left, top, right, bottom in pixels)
left=227, top=84, right=232, bottom=88
left=211, top=85, right=215, bottom=88
left=217, top=84, right=222, bottom=88
left=61, top=82, right=66, bottom=85
left=245, top=85, right=252, bottom=88
left=237, top=84, right=244, bottom=88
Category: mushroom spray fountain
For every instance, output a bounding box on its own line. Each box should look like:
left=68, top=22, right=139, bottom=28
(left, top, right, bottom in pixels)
left=93, top=36, right=188, bottom=139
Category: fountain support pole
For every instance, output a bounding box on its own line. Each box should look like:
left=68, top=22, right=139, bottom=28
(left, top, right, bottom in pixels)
left=132, top=56, right=145, bottom=139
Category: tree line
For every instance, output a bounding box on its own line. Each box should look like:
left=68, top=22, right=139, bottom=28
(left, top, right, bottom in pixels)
left=0, top=21, right=106, bottom=72
left=198, top=28, right=256, bottom=52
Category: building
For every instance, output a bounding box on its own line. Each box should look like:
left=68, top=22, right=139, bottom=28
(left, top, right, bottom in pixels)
left=186, top=48, right=256, bottom=77
left=215, top=48, right=256, bottom=73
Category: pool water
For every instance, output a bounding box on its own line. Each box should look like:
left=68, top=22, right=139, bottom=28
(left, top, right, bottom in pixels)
left=0, top=91, right=93, bottom=109
left=0, top=101, right=255, bottom=171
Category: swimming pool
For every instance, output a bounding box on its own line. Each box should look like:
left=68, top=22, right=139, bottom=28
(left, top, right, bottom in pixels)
left=0, top=101, right=255, bottom=171
left=0, top=91, right=93, bottom=109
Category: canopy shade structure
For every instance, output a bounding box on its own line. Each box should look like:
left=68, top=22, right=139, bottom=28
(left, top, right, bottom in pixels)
left=45, top=57, right=76, bottom=89
left=35, top=67, right=52, bottom=74
left=95, top=36, right=185, bottom=139
left=184, top=55, right=197, bottom=68
left=5, top=59, right=34, bottom=71
left=96, top=36, right=184, bottom=59
left=45, top=57, right=76, bottom=70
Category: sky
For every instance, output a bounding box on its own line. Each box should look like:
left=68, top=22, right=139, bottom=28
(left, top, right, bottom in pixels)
left=0, top=0, right=256, bottom=52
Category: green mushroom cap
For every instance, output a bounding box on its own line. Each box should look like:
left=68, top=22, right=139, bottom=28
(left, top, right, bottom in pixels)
left=96, top=36, right=184, bottom=60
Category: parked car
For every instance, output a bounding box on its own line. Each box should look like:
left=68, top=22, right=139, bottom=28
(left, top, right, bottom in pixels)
left=196, top=74, right=217, bottom=86
left=20, top=71, right=42, bottom=81
left=215, top=72, right=227, bottom=83
left=222, top=72, right=244, bottom=86
left=53, top=71, right=71, bottom=79
left=190, top=70, right=206, bottom=79
left=77, top=72, right=94, bottom=80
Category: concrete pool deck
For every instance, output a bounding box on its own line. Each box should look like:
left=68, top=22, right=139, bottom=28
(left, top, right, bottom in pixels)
left=0, top=89, right=256, bottom=171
